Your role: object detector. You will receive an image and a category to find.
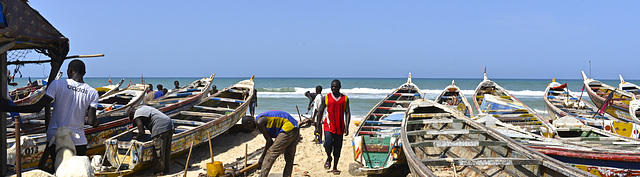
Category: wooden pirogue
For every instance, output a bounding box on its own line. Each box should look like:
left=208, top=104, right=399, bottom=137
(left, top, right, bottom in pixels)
left=544, top=79, right=640, bottom=139
left=581, top=71, right=640, bottom=123
left=96, top=78, right=125, bottom=98
left=435, top=80, right=473, bottom=117
left=5, top=83, right=148, bottom=172
left=400, top=99, right=590, bottom=177
left=351, top=73, right=421, bottom=175
left=96, top=76, right=254, bottom=176
left=472, top=71, right=556, bottom=136
left=9, top=72, right=63, bottom=105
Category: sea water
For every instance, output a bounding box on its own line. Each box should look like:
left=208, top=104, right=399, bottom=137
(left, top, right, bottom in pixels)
left=9, top=76, right=637, bottom=120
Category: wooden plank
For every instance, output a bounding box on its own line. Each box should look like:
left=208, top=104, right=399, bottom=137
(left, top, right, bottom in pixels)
left=209, top=97, right=245, bottom=103
left=377, top=107, right=407, bottom=111
left=410, top=113, right=452, bottom=118
left=180, top=111, right=224, bottom=117
left=496, top=117, right=537, bottom=122
left=406, top=129, right=485, bottom=136
left=421, top=158, right=540, bottom=166
left=359, top=131, right=400, bottom=136
left=384, top=100, right=414, bottom=104
left=193, top=105, right=235, bottom=112
left=361, top=126, right=401, bottom=130
left=393, top=93, right=421, bottom=97
left=406, top=119, right=464, bottom=125
left=172, top=119, right=205, bottom=126
left=410, top=140, right=507, bottom=147
left=364, top=120, right=402, bottom=125
left=176, top=125, right=196, bottom=130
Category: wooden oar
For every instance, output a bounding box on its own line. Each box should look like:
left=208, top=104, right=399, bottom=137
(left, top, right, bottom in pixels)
left=184, top=141, right=194, bottom=177
left=207, top=131, right=214, bottom=162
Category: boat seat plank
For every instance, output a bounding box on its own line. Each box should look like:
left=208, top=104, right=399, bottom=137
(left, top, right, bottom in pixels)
left=227, top=88, right=246, bottom=94
left=406, top=129, right=486, bottom=136
left=209, top=97, right=245, bottom=103
left=176, top=125, right=196, bottom=130
left=361, top=126, right=401, bottom=130
left=384, top=100, right=414, bottom=104
left=410, top=113, right=452, bottom=118
left=132, top=129, right=152, bottom=134
left=392, top=93, right=421, bottom=97
left=172, top=119, right=205, bottom=126
left=193, top=105, right=235, bottom=112
left=377, top=107, right=407, bottom=111
left=364, top=120, right=402, bottom=125
left=421, top=158, right=540, bottom=166
left=406, top=119, right=464, bottom=125
left=359, top=131, right=400, bottom=136
left=410, top=140, right=507, bottom=147
left=180, top=111, right=224, bottom=117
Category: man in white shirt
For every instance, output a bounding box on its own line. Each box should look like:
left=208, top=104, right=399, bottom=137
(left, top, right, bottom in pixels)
left=1, top=59, right=99, bottom=172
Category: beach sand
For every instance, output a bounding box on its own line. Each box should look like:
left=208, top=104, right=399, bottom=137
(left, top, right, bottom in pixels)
left=141, top=119, right=360, bottom=177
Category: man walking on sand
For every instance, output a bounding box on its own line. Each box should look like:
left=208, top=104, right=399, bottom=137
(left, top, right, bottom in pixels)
left=242, top=110, right=300, bottom=177
left=314, top=79, right=350, bottom=174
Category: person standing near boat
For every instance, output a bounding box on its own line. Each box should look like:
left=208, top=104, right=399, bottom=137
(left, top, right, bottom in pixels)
left=305, top=85, right=323, bottom=125
left=242, top=110, right=300, bottom=177
left=0, top=59, right=100, bottom=172
left=249, top=89, right=258, bottom=117
left=125, top=105, right=174, bottom=175
left=314, top=79, right=350, bottom=174
left=173, top=80, right=180, bottom=91
left=154, top=84, right=165, bottom=99
left=143, top=83, right=155, bottom=104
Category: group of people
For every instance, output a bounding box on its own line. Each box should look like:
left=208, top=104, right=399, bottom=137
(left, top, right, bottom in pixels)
left=242, top=79, right=351, bottom=176
left=2, top=60, right=350, bottom=176
left=1, top=60, right=175, bottom=175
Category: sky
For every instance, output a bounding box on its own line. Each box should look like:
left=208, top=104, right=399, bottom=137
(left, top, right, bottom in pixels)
left=11, top=1, right=640, bottom=79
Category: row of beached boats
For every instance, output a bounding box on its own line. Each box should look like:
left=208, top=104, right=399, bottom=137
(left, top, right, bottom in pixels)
left=6, top=74, right=256, bottom=176
left=352, top=72, right=640, bottom=177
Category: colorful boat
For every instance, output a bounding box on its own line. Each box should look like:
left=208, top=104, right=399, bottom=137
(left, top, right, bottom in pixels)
left=401, top=99, right=590, bottom=177
left=581, top=71, right=640, bottom=123
left=544, top=80, right=640, bottom=139
left=96, top=76, right=254, bottom=176
left=434, top=80, right=473, bottom=117
left=619, top=75, right=640, bottom=96
left=6, top=83, right=150, bottom=172
left=351, top=74, right=421, bottom=175
left=479, top=114, right=640, bottom=177
left=96, top=78, right=125, bottom=98
left=9, top=72, right=63, bottom=106
left=472, top=72, right=555, bottom=136
left=145, top=74, right=215, bottom=115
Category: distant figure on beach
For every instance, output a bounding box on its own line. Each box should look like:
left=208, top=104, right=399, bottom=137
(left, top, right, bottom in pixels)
left=162, top=88, right=168, bottom=95
left=306, top=85, right=323, bottom=124
left=210, top=85, right=218, bottom=95
left=173, top=80, right=180, bottom=91
left=126, top=105, right=174, bottom=175
left=314, top=79, right=350, bottom=174
left=0, top=60, right=100, bottom=173
left=242, top=110, right=300, bottom=177
left=143, top=84, right=155, bottom=104
left=249, top=89, right=258, bottom=117
left=154, top=84, right=165, bottom=99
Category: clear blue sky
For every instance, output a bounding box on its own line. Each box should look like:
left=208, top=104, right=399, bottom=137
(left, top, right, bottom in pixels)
left=14, top=1, right=640, bottom=79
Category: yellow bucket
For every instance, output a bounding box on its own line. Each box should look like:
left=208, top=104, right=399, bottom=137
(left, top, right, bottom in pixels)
left=206, top=161, right=224, bottom=177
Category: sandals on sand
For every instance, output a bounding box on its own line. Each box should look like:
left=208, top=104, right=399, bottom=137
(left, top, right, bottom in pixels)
left=326, top=169, right=341, bottom=175
left=324, top=159, right=332, bottom=170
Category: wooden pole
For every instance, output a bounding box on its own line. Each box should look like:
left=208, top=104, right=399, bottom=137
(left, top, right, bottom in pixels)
left=207, top=131, right=213, bottom=162
left=14, top=116, right=21, bottom=177
left=184, top=141, right=194, bottom=177
left=1, top=52, right=8, bottom=176
left=244, top=143, right=247, bottom=176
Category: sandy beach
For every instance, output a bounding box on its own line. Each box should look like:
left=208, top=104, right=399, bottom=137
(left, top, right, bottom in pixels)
left=140, top=118, right=360, bottom=177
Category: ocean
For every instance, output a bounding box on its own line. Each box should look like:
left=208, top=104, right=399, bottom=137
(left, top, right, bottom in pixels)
left=9, top=76, right=638, bottom=120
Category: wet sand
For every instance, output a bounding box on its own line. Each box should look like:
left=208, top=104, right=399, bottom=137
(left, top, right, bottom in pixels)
left=141, top=119, right=360, bottom=177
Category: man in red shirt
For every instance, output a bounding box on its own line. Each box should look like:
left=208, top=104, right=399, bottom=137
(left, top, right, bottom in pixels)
left=314, top=79, right=351, bottom=174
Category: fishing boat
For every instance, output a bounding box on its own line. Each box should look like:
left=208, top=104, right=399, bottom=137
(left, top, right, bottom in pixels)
left=145, top=74, right=215, bottom=115
left=475, top=114, right=640, bottom=177
left=9, top=72, right=63, bottom=105
left=6, top=83, right=149, bottom=170
left=350, top=74, right=421, bottom=175
left=619, top=75, right=640, bottom=96
left=581, top=71, right=640, bottom=123
left=400, top=99, right=590, bottom=177
left=435, top=80, right=473, bottom=117
left=96, top=78, right=125, bottom=98
left=544, top=80, right=640, bottom=139
left=96, top=76, right=255, bottom=176
left=472, top=72, right=555, bottom=136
